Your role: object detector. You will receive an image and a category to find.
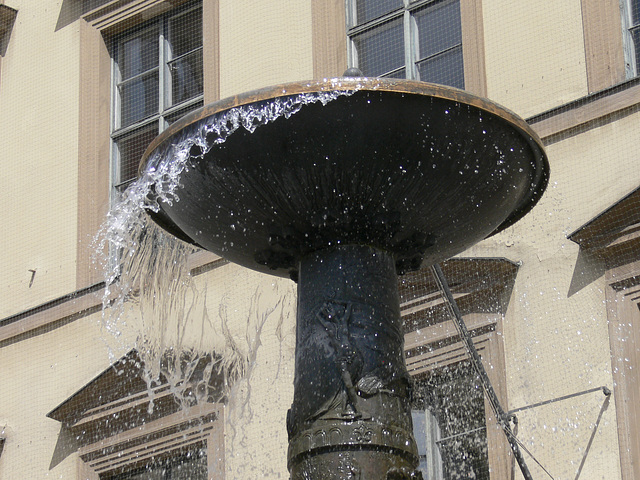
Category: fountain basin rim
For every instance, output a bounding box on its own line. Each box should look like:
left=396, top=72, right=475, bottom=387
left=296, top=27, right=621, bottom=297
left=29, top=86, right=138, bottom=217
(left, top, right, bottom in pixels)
left=138, top=77, right=545, bottom=179
left=138, top=77, right=550, bottom=261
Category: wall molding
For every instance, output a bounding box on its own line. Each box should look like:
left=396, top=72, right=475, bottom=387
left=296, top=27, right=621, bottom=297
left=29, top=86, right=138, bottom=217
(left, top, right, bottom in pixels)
left=528, top=78, right=640, bottom=141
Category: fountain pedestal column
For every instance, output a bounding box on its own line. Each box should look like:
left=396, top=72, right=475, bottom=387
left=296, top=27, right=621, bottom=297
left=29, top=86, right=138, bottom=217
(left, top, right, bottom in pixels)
left=287, top=245, right=419, bottom=479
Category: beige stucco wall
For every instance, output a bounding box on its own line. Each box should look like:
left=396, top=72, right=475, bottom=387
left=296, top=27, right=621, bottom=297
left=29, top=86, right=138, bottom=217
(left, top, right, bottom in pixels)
left=0, top=0, right=80, bottom=317
left=464, top=109, right=640, bottom=478
left=218, top=0, right=314, bottom=98
left=483, top=0, right=589, bottom=118
left=202, top=265, right=296, bottom=478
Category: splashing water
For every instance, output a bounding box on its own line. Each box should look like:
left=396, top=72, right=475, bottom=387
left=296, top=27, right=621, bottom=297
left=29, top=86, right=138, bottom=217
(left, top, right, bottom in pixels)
left=92, top=91, right=352, bottom=408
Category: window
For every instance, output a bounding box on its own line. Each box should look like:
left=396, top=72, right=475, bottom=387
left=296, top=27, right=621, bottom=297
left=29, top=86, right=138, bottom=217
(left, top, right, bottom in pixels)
left=47, top=350, right=225, bottom=480
left=111, top=2, right=204, bottom=193
left=347, top=0, right=464, bottom=89
left=622, top=0, right=640, bottom=78
left=412, top=362, right=489, bottom=480
left=400, top=259, right=517, bottom=478
left=102, top=448, right=209, bottom=480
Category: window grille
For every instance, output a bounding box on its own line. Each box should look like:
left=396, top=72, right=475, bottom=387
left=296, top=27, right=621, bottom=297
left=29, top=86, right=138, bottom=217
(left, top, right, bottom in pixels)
left=111, top=2, right=204, bottom=193
left=347, top=0, right=464, bottom=89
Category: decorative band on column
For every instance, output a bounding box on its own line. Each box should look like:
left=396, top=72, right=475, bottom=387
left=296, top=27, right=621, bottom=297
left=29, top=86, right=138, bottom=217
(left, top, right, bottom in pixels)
left=288, top=420, right=418, bottom=469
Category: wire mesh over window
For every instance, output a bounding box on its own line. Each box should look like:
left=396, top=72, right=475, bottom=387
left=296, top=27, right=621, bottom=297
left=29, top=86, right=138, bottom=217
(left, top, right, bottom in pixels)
left=412, top=361, right=490, bottom=480
left=111, top=1, right=204, bottom=193
left=348, top=0, right=464, bottom=88
left=623, top=0, right=640, bottom=76
left=103, top=447, right=208, bottom=480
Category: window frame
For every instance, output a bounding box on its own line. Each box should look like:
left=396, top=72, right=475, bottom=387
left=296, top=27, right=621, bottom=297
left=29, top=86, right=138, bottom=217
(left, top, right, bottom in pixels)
left=346, top=0, right=486, bottom=94
left=621, top=0, right=640, bottom=78
left=110, top=1, right=204, bottom=193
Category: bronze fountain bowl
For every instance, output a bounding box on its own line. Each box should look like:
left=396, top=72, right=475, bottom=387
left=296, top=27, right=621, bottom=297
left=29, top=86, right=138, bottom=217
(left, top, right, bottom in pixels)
left=140, top=77, right=548, bottom=279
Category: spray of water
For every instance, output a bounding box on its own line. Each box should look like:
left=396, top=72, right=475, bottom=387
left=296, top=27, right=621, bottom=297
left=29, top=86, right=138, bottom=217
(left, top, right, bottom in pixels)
left=92, top=90, right=353, bottom=409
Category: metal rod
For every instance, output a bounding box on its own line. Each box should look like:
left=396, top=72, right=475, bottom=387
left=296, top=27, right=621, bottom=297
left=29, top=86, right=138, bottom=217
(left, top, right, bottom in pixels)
left=574, top=390, right=611, bottom=480
left=436, top=426, right=486, bottom=444
left=508, top=385, right=610, bottom=415
left=431, top=263, right=534, bottom=480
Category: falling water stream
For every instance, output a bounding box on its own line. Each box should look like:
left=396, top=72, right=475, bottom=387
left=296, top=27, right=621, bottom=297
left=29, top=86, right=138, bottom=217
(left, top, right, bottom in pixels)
left=93, top=89, right=353, bottom=428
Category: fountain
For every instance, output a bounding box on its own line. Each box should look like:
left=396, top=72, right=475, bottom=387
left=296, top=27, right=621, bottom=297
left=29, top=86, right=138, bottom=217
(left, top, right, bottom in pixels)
left=136, top=76, right=549, bottom=479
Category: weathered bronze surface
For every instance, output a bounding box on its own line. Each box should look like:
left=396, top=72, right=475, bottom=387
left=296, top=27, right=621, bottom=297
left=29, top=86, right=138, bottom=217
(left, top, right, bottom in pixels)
left=289, top=245, right=419, bottom=478
left=140, top=77, right=549, bottom=479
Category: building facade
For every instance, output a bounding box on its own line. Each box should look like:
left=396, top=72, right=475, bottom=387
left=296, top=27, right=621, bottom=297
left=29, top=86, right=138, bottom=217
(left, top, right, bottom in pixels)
left=1, top=0, right=639, bottom=479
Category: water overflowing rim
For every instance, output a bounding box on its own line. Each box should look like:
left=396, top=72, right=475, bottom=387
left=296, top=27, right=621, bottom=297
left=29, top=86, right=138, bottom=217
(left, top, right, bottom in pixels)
left=138, top=77, right=549, bottom=236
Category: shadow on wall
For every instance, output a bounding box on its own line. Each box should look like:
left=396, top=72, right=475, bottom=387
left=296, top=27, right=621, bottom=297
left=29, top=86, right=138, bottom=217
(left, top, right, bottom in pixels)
left=567, top=248, right=606, bottom=297
left=55, top=0, right=112, bottom=31
left=49, top=426, right=79, bottom=470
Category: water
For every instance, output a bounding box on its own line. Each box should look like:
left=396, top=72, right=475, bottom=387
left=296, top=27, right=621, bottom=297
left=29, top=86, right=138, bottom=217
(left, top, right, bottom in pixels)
left=93, top=90, right=352, bottom=408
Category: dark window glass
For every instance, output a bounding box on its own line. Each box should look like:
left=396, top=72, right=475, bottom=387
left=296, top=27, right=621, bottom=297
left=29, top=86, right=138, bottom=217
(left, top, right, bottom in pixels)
left=119, top=72, right=159, bottom=127
left=119, top=27, right=159, bottom=80
left=168, top=8, right=203, bottom=57
left=416, top=44, right=464, bottom=88
left=115, top=122, right=158, bottom=189
left=414, top=0, right=464, bottom=88
left=167, top=8, right=204, bottom=104
left=632, top=0, right=640, bottom=24
left=354, top=0, right=403, bottom=25
left=166, top=101, right=204, bottom=126
left=632, top=26, right=640, bottom=73
left=352, top=18, right=404, bottom=77
left=169, top=52, right=204, bottom=104
left=412, top=361, right=489, bottom=480
left=380, top=66, right=406, bottom=79
left=414, top=0, right=462, bottom=60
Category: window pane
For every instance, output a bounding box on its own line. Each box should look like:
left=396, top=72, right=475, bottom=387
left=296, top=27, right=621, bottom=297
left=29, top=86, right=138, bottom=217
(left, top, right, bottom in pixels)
left=119, top=72, right=159, bottom=127
left=115, top=122, right=158, bottom=189
left=166, top=100, right=204, bottom=126
left=416, top=44, right=464, bottom=88
left=353, top=18, right=404, bottom=77
left=414, top=0, right=462, bottom=61
left=118, top=27, right=159, bottom=80
left=169, top=49, right=204, bottom=105
left=168, top=7, right=203, bottom=57
left=354, top=0, right=403, bottom=25
left=380, top=67, right=406, bottom=79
